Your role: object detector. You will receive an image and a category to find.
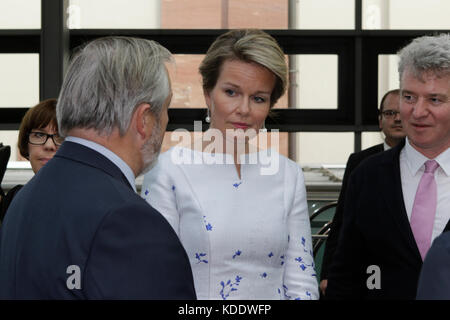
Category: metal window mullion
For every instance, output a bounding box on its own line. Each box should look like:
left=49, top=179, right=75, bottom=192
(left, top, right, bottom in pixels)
left=40, top=0, right=69, bottom=101
left=353, top=0, right=363, bottom=152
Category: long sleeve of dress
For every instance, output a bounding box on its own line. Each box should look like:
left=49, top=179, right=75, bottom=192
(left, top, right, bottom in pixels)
left=141, top=160, right=180, bottom=235
left=282, top=165, right=319, bottom=300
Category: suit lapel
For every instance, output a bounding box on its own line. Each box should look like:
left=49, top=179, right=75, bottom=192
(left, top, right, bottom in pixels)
left=379, top=140, right=422, bottom=262
left=444, top=219, right=450, bottom=233
left=55, top=141, right=134, bottom=190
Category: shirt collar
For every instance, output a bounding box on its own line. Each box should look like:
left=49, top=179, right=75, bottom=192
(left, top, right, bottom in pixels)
left=65, top=136, right=136, bottom=192
left=404, top=137, right=450, bottom=177
left=435, top=145, right=450, bottom=177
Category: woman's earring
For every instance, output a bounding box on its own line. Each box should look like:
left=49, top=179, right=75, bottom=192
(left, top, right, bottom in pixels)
left=205, top=108, right=211, bottom=123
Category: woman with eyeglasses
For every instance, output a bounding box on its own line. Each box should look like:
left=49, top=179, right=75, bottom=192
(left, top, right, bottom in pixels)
left=0, top=99, right=63, bottom=223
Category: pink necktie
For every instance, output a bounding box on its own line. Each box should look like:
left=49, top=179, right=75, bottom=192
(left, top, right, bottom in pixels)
left=410, top=160, right=440, bottom=260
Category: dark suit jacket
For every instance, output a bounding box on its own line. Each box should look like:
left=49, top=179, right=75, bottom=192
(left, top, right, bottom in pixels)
left=321, top=143, right=385, bottom=280
left=0, top=141, right=196, bottom=299
left=326, top=140, right=450, bottom=299
left=416, top=231, right=450, bottom=300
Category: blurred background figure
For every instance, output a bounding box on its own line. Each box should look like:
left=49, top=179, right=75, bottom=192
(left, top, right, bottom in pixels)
left=0, top=143, right=10, bottom=205
left=0, top=99, right=61, bottom=223
left=319, top=89, right=406, bottom=296
left=142, top=29, right=319, bottom=300
left=377, top=89, right=406, bottom=148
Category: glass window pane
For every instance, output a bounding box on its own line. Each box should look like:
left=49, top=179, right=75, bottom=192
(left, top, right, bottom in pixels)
left=296, top=132, right=354, bottom=165
left=363, top=0, right=450, bottom=30
left=161, top=0, right=288, bottom=29
left=0, top=54, right=39, bottom=108
left=68, top=0, right=288, bottom=29
left=170, top=55, right=205, bottom=109
left=362, top=131, right=384, bottom=150
left=378, top=54, right=400, bottom=106
left=227, top=0, right=288, bottom=29
left=161, top=0, right=220, bottom=29
left=68, top=0, right=160, bottom=29
left=293, top=0, right=354, bottom=29
left=0, top=0, right=40, bottom=29
left=291, top=55, right=338, bottom=109
left=0, top=130, right=21, bottom=162
left=363, top=0, right=388, bottom=29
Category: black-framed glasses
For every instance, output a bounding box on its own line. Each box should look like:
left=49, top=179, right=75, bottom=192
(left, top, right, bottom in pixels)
left=381, top=110, right=400, bottom=118
left=28, top=131, right=64, bottom=146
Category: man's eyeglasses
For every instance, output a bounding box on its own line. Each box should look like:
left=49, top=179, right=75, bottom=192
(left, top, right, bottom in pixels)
left=381, top=110, right=400, bottom=118
left=28, top=132, right=64, bottom=146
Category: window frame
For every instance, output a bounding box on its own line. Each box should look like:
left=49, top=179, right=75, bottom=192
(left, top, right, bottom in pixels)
left=1, top=0, right=449, bottom=153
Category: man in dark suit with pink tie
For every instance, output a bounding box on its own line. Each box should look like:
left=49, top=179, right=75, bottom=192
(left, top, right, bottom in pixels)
left=326, top=33, right=450, bottom=300
left=320, top=88, right=406, bottom=296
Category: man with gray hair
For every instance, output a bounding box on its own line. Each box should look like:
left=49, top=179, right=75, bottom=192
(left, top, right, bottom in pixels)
left=0, top=37, right=196, bottom=299
left=326, top=33, right=450, bottom=299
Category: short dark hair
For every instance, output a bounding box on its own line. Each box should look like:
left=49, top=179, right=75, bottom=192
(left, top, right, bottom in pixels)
left=18, top=99, right=58, bottom=159
left=379, top=89, right=400, bottom=114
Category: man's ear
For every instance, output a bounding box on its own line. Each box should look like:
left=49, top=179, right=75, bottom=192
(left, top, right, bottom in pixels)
left=135, top=103, right=154, bottom=140
left=378, top=115, right=383, bottom=130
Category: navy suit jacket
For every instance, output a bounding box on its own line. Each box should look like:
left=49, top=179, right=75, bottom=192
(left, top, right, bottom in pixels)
left=321, top=143, right=385, bottom=280
left=0, top=141, right=196, bottom=299
left=326, top=140, right=449, bottom=299
left=416, top=231, right=450, bottom=300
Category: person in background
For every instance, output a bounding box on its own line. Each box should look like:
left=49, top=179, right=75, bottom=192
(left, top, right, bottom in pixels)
left=0, top=99, right=62, bottom=223
left=319, top=89, right=406, bottom=296
left=0, top=143, right=10, bottom=204
left=142, top=29, right=319, bottom=300
left=326, top=33, right=450, bottom=299
left=0, top=37, right=196, bottom=299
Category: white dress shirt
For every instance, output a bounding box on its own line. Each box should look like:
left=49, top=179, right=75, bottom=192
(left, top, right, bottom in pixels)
left=383, top=141, right=392, bottom=151
left=141, top=146, right=319, bottom=300
left=400, top=138, right=450, bottom=242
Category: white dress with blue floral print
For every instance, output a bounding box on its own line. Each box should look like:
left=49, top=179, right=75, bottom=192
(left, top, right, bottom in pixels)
left=141, top=146, right=319, bottom=300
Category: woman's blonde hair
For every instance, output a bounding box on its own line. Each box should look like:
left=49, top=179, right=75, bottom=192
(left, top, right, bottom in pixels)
left=199, top=29, right=287, bottom=107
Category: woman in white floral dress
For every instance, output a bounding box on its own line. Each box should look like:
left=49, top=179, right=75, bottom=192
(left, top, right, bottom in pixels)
left=142, top=29, right=319, bottom=300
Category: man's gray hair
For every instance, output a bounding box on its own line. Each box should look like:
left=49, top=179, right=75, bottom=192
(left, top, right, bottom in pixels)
left=57, top=36, right=173, bottom=137
left=398, top=33, right=450, bottom=83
